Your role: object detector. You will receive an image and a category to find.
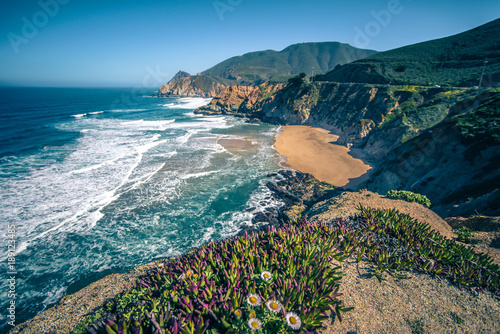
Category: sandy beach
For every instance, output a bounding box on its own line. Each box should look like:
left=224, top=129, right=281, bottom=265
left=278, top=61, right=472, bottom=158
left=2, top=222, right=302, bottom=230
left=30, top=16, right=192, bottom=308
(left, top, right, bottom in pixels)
left=274, top=125, right=372, bottom=188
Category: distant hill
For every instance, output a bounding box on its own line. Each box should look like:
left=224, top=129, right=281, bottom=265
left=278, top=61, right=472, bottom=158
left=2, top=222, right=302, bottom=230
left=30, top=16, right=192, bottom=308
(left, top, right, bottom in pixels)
left=158, top=42, right=376, bottom=97
left=202, top=42, right=377, bottom=84
left=324, top=18, right=500, bottom=87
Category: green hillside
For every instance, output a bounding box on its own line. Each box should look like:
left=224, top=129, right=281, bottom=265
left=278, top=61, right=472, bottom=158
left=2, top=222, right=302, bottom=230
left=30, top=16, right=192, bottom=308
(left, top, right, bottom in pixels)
left=202, top=42, right=377, bottom=84
left=324, top=18, right=500, bottom=87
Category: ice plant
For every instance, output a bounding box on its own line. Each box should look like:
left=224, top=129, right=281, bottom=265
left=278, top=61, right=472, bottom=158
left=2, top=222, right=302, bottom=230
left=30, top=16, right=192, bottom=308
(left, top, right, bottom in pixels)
left=286, top=312, right=302, bottom=330
left=75, top=206, right=499, bottom=334
left=260, top=270, right=272, bottom=281
left=266, top=299, right=282, bottom=314
left=247, top=293, right=262, bottom=307
left=248, top=318, right=262, bottom=331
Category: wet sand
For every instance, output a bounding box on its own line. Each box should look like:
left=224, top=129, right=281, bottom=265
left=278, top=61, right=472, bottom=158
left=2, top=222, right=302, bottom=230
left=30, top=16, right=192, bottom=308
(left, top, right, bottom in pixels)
left=217, top=138, right=256, bottom=155
left=274, top=126, right=372, bottom=188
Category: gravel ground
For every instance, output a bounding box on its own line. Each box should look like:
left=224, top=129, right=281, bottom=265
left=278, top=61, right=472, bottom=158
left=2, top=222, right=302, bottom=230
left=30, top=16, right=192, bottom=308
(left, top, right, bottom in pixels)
left=9, top=262, right=157, bottom=334
left=307, top=190, right=455, bottom=239
left=322, top=259, right=500, bottom=334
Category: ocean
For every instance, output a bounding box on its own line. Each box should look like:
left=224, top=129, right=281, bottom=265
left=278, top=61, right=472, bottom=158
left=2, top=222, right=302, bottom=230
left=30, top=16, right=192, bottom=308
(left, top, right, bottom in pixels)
left=0, top=87, right=283, bottom=330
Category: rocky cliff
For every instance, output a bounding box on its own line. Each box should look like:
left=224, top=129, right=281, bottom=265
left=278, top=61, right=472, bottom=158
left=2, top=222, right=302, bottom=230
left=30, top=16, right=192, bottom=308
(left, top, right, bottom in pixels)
left=197, top=80, right=454, bottom=158
left=157, top=73, right=227, bottom=97
left=196, top=79, right=500, bottom=217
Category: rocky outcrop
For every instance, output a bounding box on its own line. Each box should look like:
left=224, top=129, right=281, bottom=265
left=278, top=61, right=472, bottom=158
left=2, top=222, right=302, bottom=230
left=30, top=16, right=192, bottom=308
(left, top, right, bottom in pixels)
left=237, top=169, right=339, bottom=236
left=167, top=70, right=191, bottom=84
left=158, top=74, right=227, bottom=97
left=365, top=101, right=500, bottom=217
left=195, top=82, right=284, bottom=116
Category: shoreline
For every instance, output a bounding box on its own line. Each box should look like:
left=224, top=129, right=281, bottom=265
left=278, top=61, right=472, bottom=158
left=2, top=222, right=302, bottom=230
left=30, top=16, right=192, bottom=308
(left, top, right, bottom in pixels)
left=274, top=125, right=373, bottom=189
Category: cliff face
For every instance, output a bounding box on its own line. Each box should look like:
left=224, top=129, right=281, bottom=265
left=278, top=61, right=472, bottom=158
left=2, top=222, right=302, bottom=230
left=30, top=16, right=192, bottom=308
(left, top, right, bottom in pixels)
left=197, top=81, right=451, bottom=158
left=196, top=82, right=284, bottom=115
left=196, top=80, right=500, bottom=217
left=158, top=74, right=227, bottom=97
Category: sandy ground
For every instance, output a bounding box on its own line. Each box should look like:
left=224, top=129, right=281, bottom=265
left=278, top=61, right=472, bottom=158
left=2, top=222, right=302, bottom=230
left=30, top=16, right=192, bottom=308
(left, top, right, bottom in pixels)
left=307, top=190, right=455, bottom=239
left=217, top=137, right=256, bottom=155
left=323, top=258, right=500, bottom=334
left=274, top=126, right=372, bottom=188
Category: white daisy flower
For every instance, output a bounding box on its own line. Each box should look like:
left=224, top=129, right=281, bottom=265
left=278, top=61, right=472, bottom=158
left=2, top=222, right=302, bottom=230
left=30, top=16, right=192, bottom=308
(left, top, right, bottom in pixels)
left=265, top=299, right=283, bottom=313
left=286, top=312, right=302, bottom=330
left=248, top=318, right=262, bottom=331
left=247, top=293, right=261, bottom=307
left=260, top=271, right=272, bottom=281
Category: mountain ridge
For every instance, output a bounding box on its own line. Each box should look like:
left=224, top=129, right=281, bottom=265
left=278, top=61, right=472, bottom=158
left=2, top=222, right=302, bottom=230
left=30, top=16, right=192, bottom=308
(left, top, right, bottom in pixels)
left=157, top=42, right=377, bottom=97
left=324, top=18, right=500, bottom=86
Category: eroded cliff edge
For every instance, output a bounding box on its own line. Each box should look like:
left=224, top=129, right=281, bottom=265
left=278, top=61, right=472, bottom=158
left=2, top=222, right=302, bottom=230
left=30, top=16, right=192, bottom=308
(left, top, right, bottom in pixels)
left=195, top=80, right=500, bottom=218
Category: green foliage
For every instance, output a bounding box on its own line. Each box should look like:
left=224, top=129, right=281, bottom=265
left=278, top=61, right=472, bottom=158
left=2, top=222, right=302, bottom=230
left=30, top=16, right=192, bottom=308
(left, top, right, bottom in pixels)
left=287, top=73, right=307, bottom=86
left=455, top=227, right=476, bottom=244
left=75, top=206, right=500, bottom=333
left=356, top=207, right=500, bottom=293
left=76, top=220, right=354, bottom=333
left=325, top=19, right=500, bottom=86
left=405, top=318, right=426, bottom=334
left=387, top=190, right=431, bottom=208
left=453, top=92, right=500, bottom=145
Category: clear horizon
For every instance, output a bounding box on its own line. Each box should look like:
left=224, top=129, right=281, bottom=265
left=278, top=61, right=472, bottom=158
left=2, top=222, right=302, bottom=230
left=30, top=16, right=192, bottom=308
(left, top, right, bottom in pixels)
left=1, top=0, right=499, bottom=88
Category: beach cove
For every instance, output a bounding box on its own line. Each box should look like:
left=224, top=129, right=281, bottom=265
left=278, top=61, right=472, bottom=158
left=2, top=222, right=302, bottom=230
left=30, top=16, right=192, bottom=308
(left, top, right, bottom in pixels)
left=274, top=125, right=373, bottom=189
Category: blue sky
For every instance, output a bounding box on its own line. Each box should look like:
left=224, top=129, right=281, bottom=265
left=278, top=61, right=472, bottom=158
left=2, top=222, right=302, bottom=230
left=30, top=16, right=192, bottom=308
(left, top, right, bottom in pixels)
left=0, top=0, right=499, bottom=87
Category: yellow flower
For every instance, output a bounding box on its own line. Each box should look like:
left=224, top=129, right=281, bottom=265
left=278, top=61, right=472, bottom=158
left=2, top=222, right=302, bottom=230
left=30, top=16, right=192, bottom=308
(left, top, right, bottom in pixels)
left=247, top=293, right=261, bottom=307
left=260, top=271, right=272, bottom=281
left=248, top=318, right=262, bottom=331
left=234, top=309, right=242, bottom=318
left=265, top=299, right=283, bottom=314
left=249, top=310, right=256, bottom=318
left=286, top=312, right=302, bottom=330
left=185, top=270, right=192, bottom=277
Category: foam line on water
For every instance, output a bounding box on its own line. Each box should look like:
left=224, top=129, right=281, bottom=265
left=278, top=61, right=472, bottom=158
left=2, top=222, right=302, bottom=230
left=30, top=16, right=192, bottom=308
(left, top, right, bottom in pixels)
left=109, top=109, right=147, bottom=112
left=163, top=97, right=212, bottom=109
left=180, top=170, right=218, bottom=180
left=72, top=113, right=87, bottom=118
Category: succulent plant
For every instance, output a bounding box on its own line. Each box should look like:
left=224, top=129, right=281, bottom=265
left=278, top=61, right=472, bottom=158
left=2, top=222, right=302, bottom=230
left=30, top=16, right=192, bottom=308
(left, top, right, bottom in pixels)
left=74, top=206, right=499, bottom=334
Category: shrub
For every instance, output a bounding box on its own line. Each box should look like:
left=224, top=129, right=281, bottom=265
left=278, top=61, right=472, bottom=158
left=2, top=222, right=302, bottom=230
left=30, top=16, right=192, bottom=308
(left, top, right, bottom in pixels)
left=455, top=226, right=475, bottom=243
left=387, top=190, right=431, bottom=207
